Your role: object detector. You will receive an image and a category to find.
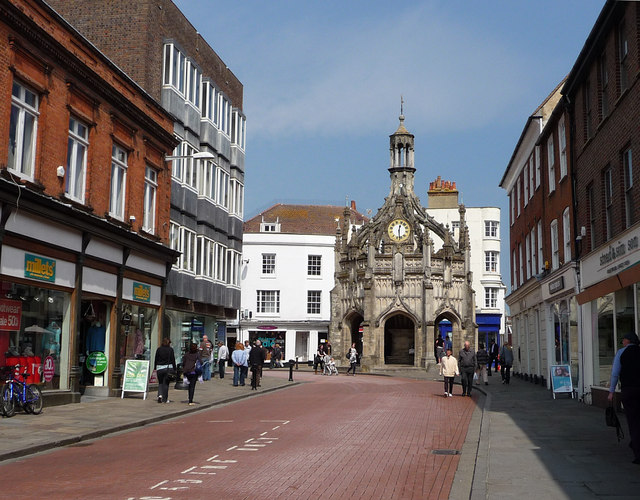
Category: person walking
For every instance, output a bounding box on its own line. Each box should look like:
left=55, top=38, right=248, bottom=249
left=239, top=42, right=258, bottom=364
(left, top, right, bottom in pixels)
left=499, top=341, right=514, bottom=384
left=314, top=344, right=326, bottom=375
left=488, top=340, right=499, bottom=376
left=441, top=348, right=459, bottom=397
left=270, top=343, right=282, bottom=369
left=249, top=339, right=266, bottom=390
left=198, top=335, right=213, bottom=381
left=217, top=341, right=229, bottom=379
left=231, top=342, right=248, bottom=386
left=458, top=341, right=476, bottom=397
left=346, top=343, right=358, bottom=375
left=475, top=342, right=490, bottom=385
left=154, top=337, right=176, bottom=404
left=608, top=332, right=640, bottom=464
left=182, top=342, right=200, bottom=406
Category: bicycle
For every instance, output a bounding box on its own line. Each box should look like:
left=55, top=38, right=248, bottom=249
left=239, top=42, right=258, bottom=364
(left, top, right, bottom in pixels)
left=1, top=365, right=43, bottom=417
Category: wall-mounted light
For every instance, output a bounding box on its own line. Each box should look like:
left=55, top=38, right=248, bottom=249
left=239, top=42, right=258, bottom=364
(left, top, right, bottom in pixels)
left=56, top=166, right=65, bottom=177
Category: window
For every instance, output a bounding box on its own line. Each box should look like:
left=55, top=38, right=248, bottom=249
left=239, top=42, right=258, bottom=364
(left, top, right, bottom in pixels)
left=201, top=81, right=219, bottom=126
left=169, top=223, right=181, bottom=266
left=8, top=81, right=38, bottom=178
left=530, top=227, right=537, bottom=276
left=143, top=166, right=158, bottom=233
left=109, top=144, right=127, bottom=219
left=231, top=110, right=247, bottom=150
left=529, top=156, right=535, bottom=197
left=230, top=179, right=244, bottom=218
left=509, top=190, right=514, bottom=225
left=216, top=167, right=229, bottom=209
left=516, top=177, right=521, bottom=216
left=559, top=118, right=567, bottom=179
left=198, top=159, right=215, bottom=199
left=307, top=291, right=321, bottom=314
left=183, top=143, right=197, bottom=189
left=523, top=164, right=529, bottom=204
left=525, top=233, right=531, bottom=280
left=619, top=21, right=629, bottom=93
left=181, top=228, right=196, bottom=273
left=535, top=146, right=541, bottom=188
left=537, top=220, right=544, bottom=273
left=588, top=184, right=596, bottom=250
left=261, top=222, right=280, bottom=232
left=624, top=148, right=634, bottom=228
left=262, top=253, right=276, bottom=275
left=550, top=219, right=559, bottom=270
left=600, top=51, right=609, bottom=118
left=185, top=60, right=200, bottom=108
left=257, top=290, right=280, bottom=314
left=547, top=135, right=555, bottom=193
left=215, top=243, right=227, bottom=281
left=227, top=250, right=240, bottom=286
left=163, top=44, right=185, bottom=94
left=563, top=207, right=571, bottom=265
left=196, top=236, right=215, bottom=279
left=585, top=79, right=593, bottom=140
left=605, top=168, right=613, bottom=240
left=308, top=255, right=322, bottom=276
left=484, top=221, right=499, bottom=238
left=66, top=116, right=88, bottom=202
left=218, top=94, right=231, bottom=136
left=519, top=244, right=524, bottom=286
left=512, top=250, right=517, bottom=290
left=485, top=288, right=498, bottom=309
left=485, top=251, right=498, bottom=273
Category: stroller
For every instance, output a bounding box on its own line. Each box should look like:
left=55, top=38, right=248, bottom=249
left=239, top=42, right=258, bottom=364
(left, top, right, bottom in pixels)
left=325, top=356, right=339, bottom=376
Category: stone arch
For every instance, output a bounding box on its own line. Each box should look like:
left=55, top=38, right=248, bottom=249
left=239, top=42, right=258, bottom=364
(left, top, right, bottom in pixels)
left=383, top=313, right=415, bottom=365
left=343, top=310, right=364, bottom=358
left=434, top=309, right=463, bottom=354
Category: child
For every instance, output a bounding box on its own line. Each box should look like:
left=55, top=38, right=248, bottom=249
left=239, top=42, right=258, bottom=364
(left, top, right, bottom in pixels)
left=440, top=348, right=459, bottom=397
left=327, top=357, right=338, bottom=375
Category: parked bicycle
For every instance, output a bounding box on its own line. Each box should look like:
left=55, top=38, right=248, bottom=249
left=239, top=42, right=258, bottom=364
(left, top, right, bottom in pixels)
left=1, top=365, right=43, bottom=417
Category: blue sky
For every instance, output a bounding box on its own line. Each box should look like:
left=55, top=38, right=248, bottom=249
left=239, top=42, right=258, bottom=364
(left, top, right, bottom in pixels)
left=174, top=0, right=605, bottom=285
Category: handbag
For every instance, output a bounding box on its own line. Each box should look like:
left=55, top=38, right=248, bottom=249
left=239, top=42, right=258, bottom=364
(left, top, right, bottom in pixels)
left=166, top=367, right=177, bottom=382
left=605, top=405, right=624, bottom=442
left=346, top=352, right=351, bottom=360
left=195, top=359, right=203, bottom=376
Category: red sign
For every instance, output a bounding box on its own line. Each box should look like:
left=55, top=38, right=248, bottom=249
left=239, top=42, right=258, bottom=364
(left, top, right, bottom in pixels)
left=0, top=299, right=21, bottom=331
left=43, top=356, right=55, bottom=382
left=257, top=325, right=277, bottom=330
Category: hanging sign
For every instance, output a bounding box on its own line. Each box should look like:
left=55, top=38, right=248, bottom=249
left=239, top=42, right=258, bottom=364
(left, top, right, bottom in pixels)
left=121, top=359, right=150, bottom=399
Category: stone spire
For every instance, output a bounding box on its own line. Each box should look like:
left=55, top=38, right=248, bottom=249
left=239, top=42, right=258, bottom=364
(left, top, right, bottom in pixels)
left=388, top=99, right=416, bottom=197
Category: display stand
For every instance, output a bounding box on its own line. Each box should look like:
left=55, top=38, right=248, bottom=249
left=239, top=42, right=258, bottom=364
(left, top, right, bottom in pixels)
left=550, top=364, right=574, bottom=399
left=121, top=359, right=150, bottom=399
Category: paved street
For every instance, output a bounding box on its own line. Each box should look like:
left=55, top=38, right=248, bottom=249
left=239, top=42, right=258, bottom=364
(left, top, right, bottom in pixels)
left=2, top=368, right=640, bottom=499
left=0, top=371, right=474, bottom=499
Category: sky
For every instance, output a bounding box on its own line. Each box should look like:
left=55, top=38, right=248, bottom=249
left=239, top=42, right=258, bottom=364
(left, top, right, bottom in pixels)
left=174, top=0, right=606, bottom=287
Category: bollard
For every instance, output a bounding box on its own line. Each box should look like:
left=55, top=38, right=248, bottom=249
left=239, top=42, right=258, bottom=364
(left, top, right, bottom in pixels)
left=288, top=360, right=295, bottom=381
left=295, top=356, right=299, bottom=370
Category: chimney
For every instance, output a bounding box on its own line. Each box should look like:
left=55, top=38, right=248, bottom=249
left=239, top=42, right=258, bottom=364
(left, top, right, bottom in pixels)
left=351, top=200, right=356, bottom=211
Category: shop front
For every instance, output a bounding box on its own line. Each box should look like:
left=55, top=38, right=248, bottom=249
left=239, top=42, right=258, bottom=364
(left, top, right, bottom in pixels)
left=163, top=309, right=221, bottom=367
left=577, top=224, right=640, bottom=407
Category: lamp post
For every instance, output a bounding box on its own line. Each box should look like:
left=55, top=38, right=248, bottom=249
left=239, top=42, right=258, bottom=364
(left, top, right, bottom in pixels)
left=165, top=151, right=216, bottom=161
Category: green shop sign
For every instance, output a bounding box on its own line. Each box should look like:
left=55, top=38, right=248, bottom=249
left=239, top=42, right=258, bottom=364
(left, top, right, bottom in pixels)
left=24, top=253, right=56, bottom=282
left=86, top=351, right=108, bottom=374
left=133, top=282, right=151, bottom=303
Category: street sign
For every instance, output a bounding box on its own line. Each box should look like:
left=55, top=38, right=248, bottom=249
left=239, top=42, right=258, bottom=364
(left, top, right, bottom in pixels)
left=121, top=359, right=150, bottom=399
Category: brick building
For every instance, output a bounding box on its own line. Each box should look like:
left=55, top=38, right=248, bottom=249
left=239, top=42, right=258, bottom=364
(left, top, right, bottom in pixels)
left=48, top=0, right=247, bottom=363
left=564, top=0, right=640, bottom=406
left=0, top=0, right=178, bottom=403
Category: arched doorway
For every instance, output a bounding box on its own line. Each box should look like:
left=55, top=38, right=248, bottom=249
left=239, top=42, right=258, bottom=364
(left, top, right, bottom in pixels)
left=434, top=312, right=460, bottom=359
left=347, top=313, right=363, bottom=359
left=384, top=314, right=415, bottom=364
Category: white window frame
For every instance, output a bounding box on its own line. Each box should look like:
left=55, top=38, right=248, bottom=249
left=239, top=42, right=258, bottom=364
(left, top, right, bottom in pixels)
left=308, top=255, right=322, bottom=276
left=198, top=159, right=215, bottom=200
left=215, top=243, right=227, bottom=282
left=535, top=145, right=541, bottom=188
left=307, top=290, right=321, bottom=315
left=218, top=94, right=232, bottom=137
left=163, top=43, right=186, bottom=95
left=525, top=233, right=531, bottom=280
left=512, top=250, right=517, bottom=290
left=559, top=118, right=567, bottom=180
left=530, top=227, right=537, bottom=276
left=257, top=290, right=280, bottom=314
left=185, top=59, right=201, bottom=108
left=201, top=81, right=219, bottom=126
left=66, top=115, right=88, bottom=202
left=230, top=179, right=244, bottom=218
left=9, top=81, right=39, bottom=179
left=262, top=253, right=276, bottom=276
left=484, top=288, right=498, bottom=309
left=231, top=110, right=247, bottom=151
left=484, top=220, right=498, bottom=238
left=562, top=207, right=571, bottom=265
left=485, top=251, right=498, bottom=273
left=624, top=148, right=634, bottom=228
left=547, top=136, right=556, bottom=193
left=143, top=166, right=158, bottom=233
left=537, top=220, right=544, bottom=273
left=169, top=222, right=181, bottom=268
left=181, top=228, right=196, bottom=273
left=528, top=156, right=535, bottom=198
left=523, top=163, right=529, bottom=206
left=109, top=144, right=128, bottom=220
left=516, top=177, right=521, bottom=217
left=550, top=219, right=559, bottom=270
left=216, top=167, right=229, bottom=210
left=227, top=250, right=240, bottom=287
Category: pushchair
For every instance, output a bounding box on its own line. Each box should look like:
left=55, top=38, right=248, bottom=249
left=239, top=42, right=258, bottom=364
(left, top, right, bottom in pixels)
left=325, top=356, right=339, bottom=376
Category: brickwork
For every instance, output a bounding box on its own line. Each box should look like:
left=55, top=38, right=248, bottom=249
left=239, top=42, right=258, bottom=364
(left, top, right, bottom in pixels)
left=46, top=0, right=243, bottom=110
left=0, top=0, right=176, bottom=243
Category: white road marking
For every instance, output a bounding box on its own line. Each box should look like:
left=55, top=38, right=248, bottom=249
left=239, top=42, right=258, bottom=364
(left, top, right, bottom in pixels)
left=272, top=426, right=280, bottom=430
left=245, top=444, right=266, bottom=447
left=207, top=420, right=234, bottom=423
left=235, top=447, right=259, bottom=451
left=226, top=445, right=237, bottom=451
left=206, top=458, right=237, bottom=464
left=149, top=480, right=169, bottom=490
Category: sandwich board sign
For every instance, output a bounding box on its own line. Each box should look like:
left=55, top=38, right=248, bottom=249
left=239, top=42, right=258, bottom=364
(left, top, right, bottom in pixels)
left=550, top=364, right=574, bottom=399
left=121, top=359, right=150, bottom=399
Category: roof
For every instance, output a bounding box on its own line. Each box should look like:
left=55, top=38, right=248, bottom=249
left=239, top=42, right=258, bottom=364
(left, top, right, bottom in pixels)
left=243, top=204, right=369, bottom=235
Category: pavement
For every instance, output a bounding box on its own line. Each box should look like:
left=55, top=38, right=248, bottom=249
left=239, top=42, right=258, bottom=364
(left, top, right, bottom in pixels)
left=1, top=365, right=639, bottom=499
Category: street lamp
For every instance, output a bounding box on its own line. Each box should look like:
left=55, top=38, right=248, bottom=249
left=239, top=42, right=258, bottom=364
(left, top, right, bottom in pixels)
left=165, top=151, right=216, bottom=161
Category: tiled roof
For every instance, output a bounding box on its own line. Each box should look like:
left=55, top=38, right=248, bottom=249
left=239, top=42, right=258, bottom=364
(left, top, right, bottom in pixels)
left=244, top=204, right=369, bottom=235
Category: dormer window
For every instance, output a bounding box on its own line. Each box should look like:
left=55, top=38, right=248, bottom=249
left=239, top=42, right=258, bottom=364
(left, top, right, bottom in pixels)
left=260, top=217, right=280, bottom=232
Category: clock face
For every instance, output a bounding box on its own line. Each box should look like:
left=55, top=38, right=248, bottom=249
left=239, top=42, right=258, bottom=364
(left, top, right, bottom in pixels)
left=388, top=219, right=411, bottom=242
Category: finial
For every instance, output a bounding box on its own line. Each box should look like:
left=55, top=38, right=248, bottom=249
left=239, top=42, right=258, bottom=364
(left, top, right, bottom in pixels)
left=400, top=95, right=404, bottom=121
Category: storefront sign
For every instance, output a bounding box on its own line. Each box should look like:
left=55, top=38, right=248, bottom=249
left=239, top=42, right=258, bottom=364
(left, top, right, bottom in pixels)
left=86, top=351, right=108, bottom=374
left=548, top=276, right=565, bottom=295
left=550, top=365, right=573, bottom=397
left=0, top=299, right=21, bottom=331
left=24, top=253, right=56, bottom=282
left=582, top=225, right=640, bottom=289
left=257, top=325, right=277, bottom=330
left=132, top=282, right=151, bottom=303
left=43, top=356, right=55, bottom=382
left=121, top=359, right=150, bottom=399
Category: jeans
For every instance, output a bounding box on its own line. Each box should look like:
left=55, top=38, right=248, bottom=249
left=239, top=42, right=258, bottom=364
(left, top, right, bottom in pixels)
left=460, top=367, right=474, bottom=395
left=233, top=365, right=247, bottom=386
left=444, top=376, right=454, bottom=394
left=218, top=359, right=226, bottom=378
left=202, top=360, right=211, bottom=381
left=157, top=368, right=169, bottom=402
left=347, top=361, right=357, bottom=375
left=186, top=372, right=197, bottom=403
left=501, top=363, right=512, bottom=384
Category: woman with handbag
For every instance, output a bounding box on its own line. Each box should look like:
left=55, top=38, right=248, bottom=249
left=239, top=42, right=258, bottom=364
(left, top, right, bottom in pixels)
left=346, top=343, right=358, bottom=376
left=182, top=343, right=200, bottom=406
left=154, top=337, right=176, bottom=404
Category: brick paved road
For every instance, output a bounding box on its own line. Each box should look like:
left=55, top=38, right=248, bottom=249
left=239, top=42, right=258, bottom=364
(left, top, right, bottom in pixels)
left=0, top=372, right=475, bottom=499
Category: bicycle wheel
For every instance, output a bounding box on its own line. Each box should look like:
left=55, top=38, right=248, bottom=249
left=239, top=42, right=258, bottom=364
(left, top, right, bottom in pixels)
left=25, top=384, right=43, bottom=414
left=1, top=384, right=15, bottom=417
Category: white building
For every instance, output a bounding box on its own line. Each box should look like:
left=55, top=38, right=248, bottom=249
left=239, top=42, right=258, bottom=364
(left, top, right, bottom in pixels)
left=238, top=203, right=366, bottom=362
left=426, top=177, right=507, bottom=347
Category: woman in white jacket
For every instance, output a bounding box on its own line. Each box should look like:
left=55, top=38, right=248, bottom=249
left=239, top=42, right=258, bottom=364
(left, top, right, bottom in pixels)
left=440, top=348, right=459, bottom=397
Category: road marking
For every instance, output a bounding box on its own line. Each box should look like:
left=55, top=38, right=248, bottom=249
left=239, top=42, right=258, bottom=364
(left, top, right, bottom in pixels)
left=206, top=457, right=237, bottom=464
left=244, top=444, right=266, bottom=447
left=260, top=431, right=268, bottom=436
left=207, top=420, right=234, bottom=423
left=245, top=438, right=254, bottom=443
left=258, top=437, right=278, bottom=440
left=181, top=466, right=217, bottom=475
left=272, top=425, right=280, bottom=430
left=226, top=445, right=237, bottom=451
left=235, top=447, right=259, bottom=451
left=149, top=480, right=168, bottom=490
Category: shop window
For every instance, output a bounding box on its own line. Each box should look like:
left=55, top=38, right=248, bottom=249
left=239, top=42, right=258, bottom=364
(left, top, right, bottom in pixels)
left=119, top=304, right=157, bottom=368
left=0, top=280, right=69, bottom=391
left=79, top=300, right=110, bottom=387
left=163, top=312, right=218, bottom=366
left=594, top=293, right=614, bottom=387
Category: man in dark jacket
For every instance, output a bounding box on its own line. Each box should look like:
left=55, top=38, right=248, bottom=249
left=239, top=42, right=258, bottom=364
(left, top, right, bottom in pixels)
left=458, top=341, right=476, bottom=397
left=489, top=340, right=499, bottom=375
left=249, top=339, right=266, bottom=390
left=476, top=343, right=490, bottom=386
